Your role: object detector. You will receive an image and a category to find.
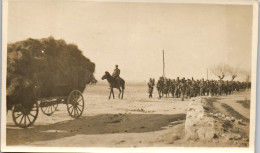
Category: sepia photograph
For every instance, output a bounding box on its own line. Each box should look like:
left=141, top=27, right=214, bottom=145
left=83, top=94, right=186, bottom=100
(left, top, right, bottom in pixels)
left=1, top=0, right=258, bottom=152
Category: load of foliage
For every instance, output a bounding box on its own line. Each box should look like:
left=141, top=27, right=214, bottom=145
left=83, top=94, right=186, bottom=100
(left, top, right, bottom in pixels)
left=7, top=36, right=96, bottom=108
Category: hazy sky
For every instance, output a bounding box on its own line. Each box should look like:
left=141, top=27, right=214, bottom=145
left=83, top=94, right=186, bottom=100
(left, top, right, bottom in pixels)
left=8, top=1, right=253, bottom=82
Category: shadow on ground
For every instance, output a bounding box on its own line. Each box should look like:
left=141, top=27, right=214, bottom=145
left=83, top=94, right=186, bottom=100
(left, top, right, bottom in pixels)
left=236, top=100, right=250, bottom=109
left=7, top=113, right=186, bottom=145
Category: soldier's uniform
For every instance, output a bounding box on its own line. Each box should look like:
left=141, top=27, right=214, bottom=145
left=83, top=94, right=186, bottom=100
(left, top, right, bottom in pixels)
left=190, top=80, right=197, bottom=97
left=112, top=68, right=120, bottom=78
left=174, top=77, right=181, bottom=98
left=217, top=80, right=223, bottom=95
left=199, top=79, right=205, bottom=96
left=180, top=78, right=186, bottom=100
left=148, top=78, right=155, bottom=98
left=186, top=79, right=191, bottom=98
left=171, top=79, right=176, bottom=97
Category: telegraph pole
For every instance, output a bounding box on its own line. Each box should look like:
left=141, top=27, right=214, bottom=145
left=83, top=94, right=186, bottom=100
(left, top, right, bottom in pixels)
left=207, top=68, right=208, bottom=80
left=163, top=50, right=165, bottom=77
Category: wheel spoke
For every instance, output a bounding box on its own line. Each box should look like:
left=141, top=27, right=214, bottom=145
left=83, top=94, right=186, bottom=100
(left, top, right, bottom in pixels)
left=46, top=106, right=49, bottom=113
left=70, top=107, right=74, bottom=115
left=54, top=104, right=58, bottom=109
left=15, top=113, right=23, bottom=119
left=77, top=105, right=83, bottom=108
left=29, top=113, right=36, bottom=118
left=44, top=107, right=48, bottom=112
left=26, top=115, right=32, bottom=123
left=24, top=115, right=27, bottom=126
left=68, top=105, right=73, bottom=110
left=77, top=97, right=83, bottom=103
left=76, top=106, right=82, bottom=113
left=72, top=107, right=76, bottom=116
left=48, top=106, right=51, bottom=113
left=74, top=107, right=78, bottom=117
left=19, top=115, right=24, bottom=125
left=75, top=92, right=79, bottom=101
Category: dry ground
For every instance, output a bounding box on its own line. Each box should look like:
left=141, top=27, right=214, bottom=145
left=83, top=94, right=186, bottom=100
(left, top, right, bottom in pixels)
left=6, top=83, right=251, bottom=147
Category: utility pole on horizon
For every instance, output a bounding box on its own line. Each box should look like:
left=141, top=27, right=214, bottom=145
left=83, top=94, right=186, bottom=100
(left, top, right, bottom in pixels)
left=207, top=68, right=208, bottom=80
left=163, top=50, right=165, bottom=78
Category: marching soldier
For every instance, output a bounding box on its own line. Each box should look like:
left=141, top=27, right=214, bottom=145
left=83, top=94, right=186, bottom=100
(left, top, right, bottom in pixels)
left=175, top=77, right=181, bottom=98
left=199, top=78, right=205, bottom=96
left=148, top=78, right=155, bottom=98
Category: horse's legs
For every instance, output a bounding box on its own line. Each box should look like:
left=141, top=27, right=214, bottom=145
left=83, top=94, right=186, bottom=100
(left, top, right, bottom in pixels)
left=111, top=88, right=115, bottom=99
left=109, top=88, right=112, bottom=99
left=121, top=89, right=124, bottom=99
left=118, top=88, right=121, bottom=99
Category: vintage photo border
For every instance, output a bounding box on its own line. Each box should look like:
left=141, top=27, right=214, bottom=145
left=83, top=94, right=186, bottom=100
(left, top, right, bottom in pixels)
left=1, top=0, right=258, bottom=152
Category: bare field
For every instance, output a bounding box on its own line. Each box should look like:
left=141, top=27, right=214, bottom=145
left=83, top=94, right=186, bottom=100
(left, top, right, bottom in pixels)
left=6, top=83, right=251, bottom=147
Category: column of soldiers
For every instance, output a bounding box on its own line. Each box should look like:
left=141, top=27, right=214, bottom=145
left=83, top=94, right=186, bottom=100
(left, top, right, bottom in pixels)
left=147, top=77, right=251, bottom=99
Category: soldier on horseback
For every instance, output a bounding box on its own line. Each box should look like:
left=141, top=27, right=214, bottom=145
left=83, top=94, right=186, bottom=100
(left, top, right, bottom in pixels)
left=112, top=65, right=121, bottom=79
left=102, top=65, right=125, bottom=99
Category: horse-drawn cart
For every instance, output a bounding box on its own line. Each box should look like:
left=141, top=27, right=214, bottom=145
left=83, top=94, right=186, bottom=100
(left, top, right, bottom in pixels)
left=9, top=65, right=86, bottom=128
left=10, top=87, right=84, bottom=128
left=7, top=37, right=96, bottom=128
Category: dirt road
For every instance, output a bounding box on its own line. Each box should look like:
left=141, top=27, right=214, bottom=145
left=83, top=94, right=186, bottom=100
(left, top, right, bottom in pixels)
left=6, top=83, right=251, bottom=147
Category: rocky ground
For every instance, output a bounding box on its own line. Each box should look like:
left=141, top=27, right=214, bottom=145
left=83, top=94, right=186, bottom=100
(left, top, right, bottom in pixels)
left=6, top=83, right=251, bottom=147
left=201, top=90, right=250, bottom=147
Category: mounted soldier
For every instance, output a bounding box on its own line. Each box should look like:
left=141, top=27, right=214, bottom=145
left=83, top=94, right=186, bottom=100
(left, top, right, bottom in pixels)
left=112, top=65, right=121, bottom=79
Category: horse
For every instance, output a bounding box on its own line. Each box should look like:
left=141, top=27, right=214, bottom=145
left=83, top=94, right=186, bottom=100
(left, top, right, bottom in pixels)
left=101, top=71, right=125, bottom=99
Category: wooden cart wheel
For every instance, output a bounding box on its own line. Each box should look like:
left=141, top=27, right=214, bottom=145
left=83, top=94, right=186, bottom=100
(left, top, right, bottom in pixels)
left=67, top=90, right=84, bottom=118
left=40, top=103, right=58, bottom=116
left=12, top=102, right=39, bottom=128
